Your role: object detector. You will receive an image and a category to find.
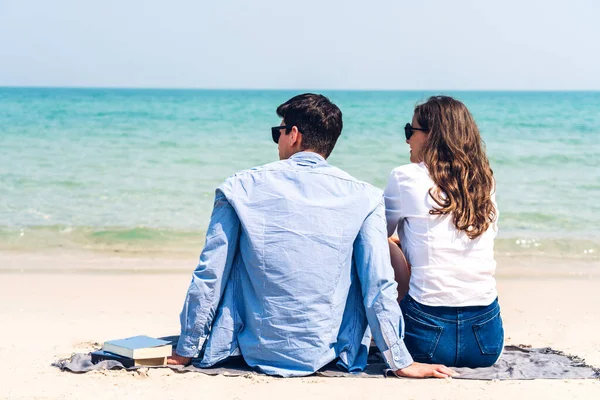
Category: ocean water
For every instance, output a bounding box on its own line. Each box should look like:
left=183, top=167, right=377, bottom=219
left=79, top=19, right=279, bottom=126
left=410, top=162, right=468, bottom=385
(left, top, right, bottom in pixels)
left=1, top=88, right=599, bottom=259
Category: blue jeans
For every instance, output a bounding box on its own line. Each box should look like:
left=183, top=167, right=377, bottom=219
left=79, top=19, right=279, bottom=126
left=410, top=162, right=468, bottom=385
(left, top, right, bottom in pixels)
left=400, top=295, right=504, bottom=368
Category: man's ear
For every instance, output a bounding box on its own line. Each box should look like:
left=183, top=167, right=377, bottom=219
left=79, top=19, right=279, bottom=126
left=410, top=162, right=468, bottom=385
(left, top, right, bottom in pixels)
left=290, top=126, right=302, bottom=148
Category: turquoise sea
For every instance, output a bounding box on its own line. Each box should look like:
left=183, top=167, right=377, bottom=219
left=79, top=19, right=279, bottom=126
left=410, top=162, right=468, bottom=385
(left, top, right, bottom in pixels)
left=1, top=88, right=599, bottom=259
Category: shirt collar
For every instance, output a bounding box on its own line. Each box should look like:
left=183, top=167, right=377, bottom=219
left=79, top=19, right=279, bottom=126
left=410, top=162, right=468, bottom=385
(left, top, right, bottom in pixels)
left=289, top=151, right=327, bottom=165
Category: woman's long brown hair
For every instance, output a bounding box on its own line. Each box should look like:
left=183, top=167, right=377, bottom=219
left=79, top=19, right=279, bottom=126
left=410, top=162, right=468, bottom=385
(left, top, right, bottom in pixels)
left=414, top=96, right=496, bottom=239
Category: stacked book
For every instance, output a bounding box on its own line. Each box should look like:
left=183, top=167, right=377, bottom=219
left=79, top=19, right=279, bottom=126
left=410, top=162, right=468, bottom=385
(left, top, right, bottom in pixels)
left=91, top=335, right=172, bottom=367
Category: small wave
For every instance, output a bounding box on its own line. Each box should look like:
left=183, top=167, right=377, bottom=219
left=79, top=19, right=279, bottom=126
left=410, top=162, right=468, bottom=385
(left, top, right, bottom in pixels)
left=175, top=158, right=207, bottom=165
left=490, top=153, right=599, bottom=167
left=499, top=212, right=581, bottom=230
left=156, top=141, right=178, bottom=148
left=0, top=226, right=206, bottom=254
left=495, top=237, right=600, bottom=259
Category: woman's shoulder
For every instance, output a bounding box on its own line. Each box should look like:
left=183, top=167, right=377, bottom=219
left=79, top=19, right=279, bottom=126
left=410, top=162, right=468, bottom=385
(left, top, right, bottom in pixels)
left=389, top=162, right=429, bottom=182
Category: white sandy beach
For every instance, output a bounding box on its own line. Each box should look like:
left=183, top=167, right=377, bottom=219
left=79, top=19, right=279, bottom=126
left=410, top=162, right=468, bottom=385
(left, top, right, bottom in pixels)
left=1, top=250, right=599, bottom=400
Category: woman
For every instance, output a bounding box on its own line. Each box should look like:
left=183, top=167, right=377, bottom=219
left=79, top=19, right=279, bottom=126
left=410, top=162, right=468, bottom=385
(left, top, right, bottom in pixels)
left=384, top=96, right=503, bottom=368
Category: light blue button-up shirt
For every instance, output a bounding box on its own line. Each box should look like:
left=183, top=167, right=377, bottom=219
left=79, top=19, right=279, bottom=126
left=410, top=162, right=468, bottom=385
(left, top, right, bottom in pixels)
left=176, top=151, right=413, bottom=377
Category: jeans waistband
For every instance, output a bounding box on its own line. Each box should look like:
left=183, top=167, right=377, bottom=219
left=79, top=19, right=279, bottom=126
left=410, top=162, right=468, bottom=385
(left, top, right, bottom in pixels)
left=402, top=295, right=500, bottom=324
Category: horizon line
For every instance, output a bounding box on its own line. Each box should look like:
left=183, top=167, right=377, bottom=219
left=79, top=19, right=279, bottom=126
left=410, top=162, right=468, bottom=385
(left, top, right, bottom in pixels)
left=1, top=85, right=599, bottom=93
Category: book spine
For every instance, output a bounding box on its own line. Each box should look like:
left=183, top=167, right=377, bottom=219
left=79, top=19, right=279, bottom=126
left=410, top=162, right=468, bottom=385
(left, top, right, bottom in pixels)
left=91, top=353, right=134, bottom=368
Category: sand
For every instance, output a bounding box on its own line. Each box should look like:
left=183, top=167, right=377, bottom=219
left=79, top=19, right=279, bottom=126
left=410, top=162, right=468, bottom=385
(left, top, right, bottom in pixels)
left=1, top=250, right=599, bottom=399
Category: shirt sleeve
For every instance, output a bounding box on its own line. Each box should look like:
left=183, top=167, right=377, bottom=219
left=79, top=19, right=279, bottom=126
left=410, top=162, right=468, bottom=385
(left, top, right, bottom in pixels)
left=176, top=187, right=240, bottom=357
left=353, top=195, right=414, bottom=370
left=384, top=168, right=404, bottom=237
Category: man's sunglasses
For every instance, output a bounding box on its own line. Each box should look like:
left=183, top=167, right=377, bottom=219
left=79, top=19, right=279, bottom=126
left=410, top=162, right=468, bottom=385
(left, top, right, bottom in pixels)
left=404, top=123, right=428, bottom=140
left=271, top=125, right=292, bottom=144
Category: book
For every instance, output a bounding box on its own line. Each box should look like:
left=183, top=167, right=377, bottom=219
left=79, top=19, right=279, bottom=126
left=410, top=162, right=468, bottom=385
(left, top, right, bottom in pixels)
left=91, top=350, right=167, bottom=367
left=102, top=335, right=172, bottom=359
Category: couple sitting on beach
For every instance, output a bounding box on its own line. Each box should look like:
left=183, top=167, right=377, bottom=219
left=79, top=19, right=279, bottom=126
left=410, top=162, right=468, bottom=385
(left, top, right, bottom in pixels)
left=167, top=94, right=504, bottom=378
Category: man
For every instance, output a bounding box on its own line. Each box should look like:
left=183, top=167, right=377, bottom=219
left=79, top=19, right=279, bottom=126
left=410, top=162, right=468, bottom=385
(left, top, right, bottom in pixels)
left=168, top=93, right=455, bottom=378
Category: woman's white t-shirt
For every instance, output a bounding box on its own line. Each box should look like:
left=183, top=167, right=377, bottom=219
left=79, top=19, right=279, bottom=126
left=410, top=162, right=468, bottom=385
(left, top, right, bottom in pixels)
left=384, top=162, right=498, bottom=307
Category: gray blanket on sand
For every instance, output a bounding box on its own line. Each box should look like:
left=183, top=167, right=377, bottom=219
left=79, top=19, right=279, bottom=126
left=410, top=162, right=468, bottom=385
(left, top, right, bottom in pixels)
left=54, top=336, right=599, bottom=380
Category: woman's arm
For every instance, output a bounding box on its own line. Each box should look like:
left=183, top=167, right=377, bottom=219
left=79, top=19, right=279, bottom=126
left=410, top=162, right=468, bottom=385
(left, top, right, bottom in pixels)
left=384, top=169, right=404, bottom=237
left=388, top=237, right=410, bottom=302
left=384, top=168, right=411, bottom=301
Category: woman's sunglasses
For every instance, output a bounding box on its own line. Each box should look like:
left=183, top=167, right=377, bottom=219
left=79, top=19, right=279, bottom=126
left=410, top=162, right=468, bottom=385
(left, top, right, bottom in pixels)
left=271, top=125, right=292, bottom=143
left=404, top=123, right=428, bottom=140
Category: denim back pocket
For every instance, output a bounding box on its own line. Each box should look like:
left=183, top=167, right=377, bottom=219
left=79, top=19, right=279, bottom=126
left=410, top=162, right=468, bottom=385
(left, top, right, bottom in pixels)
left=403, top=313, right=444, bottom=360
left=472, top=311, right=504, bottom=356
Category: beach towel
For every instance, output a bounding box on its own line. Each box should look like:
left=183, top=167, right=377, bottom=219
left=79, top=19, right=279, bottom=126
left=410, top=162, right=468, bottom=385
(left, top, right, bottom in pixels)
left=54, top=335, right=599, bottom=380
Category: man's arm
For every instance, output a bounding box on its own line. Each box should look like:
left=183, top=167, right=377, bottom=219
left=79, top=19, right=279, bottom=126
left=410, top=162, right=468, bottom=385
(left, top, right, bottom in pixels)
left=353, top=197, right=456, bottom=378
left=170, top=188, right=240, bottom=363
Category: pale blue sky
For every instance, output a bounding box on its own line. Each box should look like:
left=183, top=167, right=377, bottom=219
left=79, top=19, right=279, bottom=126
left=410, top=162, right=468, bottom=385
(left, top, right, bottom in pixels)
left=0, top=0, right=598, bottom=90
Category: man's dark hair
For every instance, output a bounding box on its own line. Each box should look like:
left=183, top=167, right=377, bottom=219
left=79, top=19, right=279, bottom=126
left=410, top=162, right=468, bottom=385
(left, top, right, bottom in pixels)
left=276, top=93, right=343, bottom=158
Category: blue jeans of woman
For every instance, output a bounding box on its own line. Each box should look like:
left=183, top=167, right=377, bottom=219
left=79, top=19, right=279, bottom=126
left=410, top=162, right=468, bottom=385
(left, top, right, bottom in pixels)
left=400, top=295, right=504, bottom=368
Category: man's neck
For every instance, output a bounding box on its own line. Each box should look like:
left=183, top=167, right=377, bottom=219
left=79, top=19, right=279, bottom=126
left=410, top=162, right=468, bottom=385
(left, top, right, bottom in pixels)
left=288, top=149, right=326, bottom=159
